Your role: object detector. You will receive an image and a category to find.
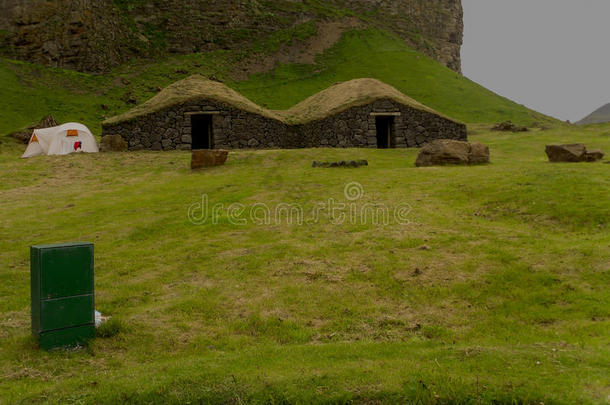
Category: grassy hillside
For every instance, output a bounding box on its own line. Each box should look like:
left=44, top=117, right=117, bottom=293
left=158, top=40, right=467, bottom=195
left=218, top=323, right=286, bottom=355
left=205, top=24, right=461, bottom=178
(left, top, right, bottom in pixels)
left=577, top=102, right=610, bottom=125
left=0, top=28, right=554, bottom=139
left=236, top=29, right=551, bottom=125
left=0, top=125, right=608, bottom=403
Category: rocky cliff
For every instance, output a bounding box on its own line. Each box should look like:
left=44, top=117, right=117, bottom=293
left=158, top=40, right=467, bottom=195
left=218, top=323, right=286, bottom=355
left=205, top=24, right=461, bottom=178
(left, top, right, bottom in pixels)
left=0, top=0, right=463, bottom=73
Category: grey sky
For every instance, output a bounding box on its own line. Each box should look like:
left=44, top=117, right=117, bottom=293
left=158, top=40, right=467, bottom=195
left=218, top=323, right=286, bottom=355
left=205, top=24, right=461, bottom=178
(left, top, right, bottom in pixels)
left=461, top=0, right=610, bottom=122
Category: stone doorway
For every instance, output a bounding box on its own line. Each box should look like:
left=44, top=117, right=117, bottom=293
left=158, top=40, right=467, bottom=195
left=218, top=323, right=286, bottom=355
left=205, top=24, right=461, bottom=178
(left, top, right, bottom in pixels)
left=375, top=116, right=395, bottom=149
left=191, top=114, right=214, bottom=150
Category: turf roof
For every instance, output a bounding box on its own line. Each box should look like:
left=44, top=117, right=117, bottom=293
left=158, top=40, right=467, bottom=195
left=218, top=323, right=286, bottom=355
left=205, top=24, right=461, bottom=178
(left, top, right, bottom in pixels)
left=103, top=75, right=282, bottom=125
left=103, top=75, right=461, bottom=126
left=276, top=78, right=456, bottom=124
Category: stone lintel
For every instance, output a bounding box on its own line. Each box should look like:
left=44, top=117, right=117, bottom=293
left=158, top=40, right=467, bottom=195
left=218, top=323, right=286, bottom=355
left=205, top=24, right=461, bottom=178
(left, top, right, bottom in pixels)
left=185, top=111, right=221, bottom=116
left=370, top=112, right=402, bottom=116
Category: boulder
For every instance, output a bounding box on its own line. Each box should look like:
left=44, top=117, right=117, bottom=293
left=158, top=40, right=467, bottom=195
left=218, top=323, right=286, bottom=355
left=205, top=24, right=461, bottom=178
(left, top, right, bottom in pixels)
left=468, top=143, right=491, bottom=165
left=9, top=115, right=58, bottom=144
left=415, top=139, right=490, bottom=167
left=585, top=149, right=605, bottom=162
left=191, top=149, right=229, bottom=169
left=100, top=134, right=128, bottom=152
left=545, top=144, right=604, bottom=162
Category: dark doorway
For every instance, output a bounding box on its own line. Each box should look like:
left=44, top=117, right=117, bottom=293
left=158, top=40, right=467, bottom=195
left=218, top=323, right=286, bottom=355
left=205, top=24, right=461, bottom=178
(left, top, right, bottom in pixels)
left=191, top=114, right=214, bottom=149
left=375, top=116, right=395, bottom=149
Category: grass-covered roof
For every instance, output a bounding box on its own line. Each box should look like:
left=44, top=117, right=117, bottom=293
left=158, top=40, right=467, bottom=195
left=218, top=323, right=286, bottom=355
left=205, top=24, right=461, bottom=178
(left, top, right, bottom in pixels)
left=103, top=75, right=282, bottom=125
left=275, top=78, right=457, bottom=124
left=103, top=75, right=459, bottom=126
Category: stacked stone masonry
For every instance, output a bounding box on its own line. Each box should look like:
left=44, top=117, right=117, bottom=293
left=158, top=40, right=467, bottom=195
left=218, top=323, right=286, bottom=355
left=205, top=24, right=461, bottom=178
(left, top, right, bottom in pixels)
left=101, top=98, right=467, bottom=151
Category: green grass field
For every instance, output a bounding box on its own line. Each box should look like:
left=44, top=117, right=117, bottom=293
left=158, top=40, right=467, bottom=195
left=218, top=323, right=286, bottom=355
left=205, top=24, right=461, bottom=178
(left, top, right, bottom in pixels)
left=1, top=124, right=608, bottom=404
left=0, top=23, right=607, bottom=404
left=0, top=29, right=554, bottom=139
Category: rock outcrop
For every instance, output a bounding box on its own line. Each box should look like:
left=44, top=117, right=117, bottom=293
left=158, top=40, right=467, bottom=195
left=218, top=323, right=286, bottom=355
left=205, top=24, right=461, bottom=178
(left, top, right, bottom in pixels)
left=0, top=0, right=464, bottom=73
left=415, top=139, right=490, bottom=167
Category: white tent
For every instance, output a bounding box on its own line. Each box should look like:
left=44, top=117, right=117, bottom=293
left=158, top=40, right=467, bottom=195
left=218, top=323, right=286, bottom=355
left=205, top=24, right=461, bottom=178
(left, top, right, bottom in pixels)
left=22, top=123, right=99, bottom=158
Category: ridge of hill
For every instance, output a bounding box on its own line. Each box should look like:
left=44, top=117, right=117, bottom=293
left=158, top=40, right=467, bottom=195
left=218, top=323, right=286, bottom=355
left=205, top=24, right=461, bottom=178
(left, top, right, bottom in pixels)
left=576, top=103, right=610, bottom=125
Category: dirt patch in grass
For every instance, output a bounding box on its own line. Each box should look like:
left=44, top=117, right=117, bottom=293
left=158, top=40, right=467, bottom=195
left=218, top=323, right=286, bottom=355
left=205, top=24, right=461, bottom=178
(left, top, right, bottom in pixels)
left=232, top=18, right=362, bottom=80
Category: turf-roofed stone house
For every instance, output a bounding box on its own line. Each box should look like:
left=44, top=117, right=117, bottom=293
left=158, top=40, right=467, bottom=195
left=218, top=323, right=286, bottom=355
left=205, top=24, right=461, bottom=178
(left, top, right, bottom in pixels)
left=101, top=75, right=467, bottom=150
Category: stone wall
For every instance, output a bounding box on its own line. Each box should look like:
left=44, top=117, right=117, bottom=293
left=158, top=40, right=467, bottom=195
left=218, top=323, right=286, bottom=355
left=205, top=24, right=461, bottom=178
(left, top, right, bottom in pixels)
left=101, top=99, right=288, bottom=151
left=292, top=99, right=467, bottom=148
left=101, top=98, right=466, bottom=151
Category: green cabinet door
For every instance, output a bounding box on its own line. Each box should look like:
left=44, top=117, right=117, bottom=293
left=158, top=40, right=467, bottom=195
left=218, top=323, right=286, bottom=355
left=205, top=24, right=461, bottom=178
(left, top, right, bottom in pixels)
left=40, top=295, right=94, bottom=331
left=39, top=243, right=94, bottom=299
left=39, top=325, right=95, bottom=351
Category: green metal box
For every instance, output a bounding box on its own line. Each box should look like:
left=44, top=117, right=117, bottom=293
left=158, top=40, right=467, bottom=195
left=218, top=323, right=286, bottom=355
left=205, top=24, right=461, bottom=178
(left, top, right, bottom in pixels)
left=31, top=242, right=95, bottom=350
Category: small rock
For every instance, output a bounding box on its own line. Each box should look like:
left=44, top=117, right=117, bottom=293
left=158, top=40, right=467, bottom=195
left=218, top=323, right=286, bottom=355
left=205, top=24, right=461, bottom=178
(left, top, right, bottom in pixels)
left=122, top=91, right=137, bottom=105
left=100, top=134, right=128, bottom=152
left=191, top=149, right=229, bottom=169
left=585, top=149, right=605, bottom=162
